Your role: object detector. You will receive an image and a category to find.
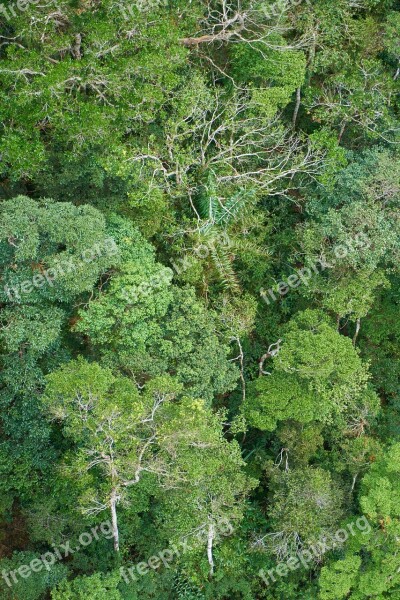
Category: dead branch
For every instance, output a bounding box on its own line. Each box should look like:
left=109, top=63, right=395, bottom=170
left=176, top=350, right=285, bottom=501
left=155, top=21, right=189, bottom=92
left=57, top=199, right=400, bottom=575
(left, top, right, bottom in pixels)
left=259, top=339, right=282, bottom=375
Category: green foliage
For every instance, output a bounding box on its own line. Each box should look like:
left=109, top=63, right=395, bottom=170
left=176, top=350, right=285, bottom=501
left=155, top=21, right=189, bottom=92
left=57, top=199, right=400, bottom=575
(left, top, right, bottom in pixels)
left=231, top=37, right=306, bottom=113
left=51, top=572, right=122, bottom=600
left=75, top=219, right=238, bottom=401
left=0, top=0, right=399, bottom=597
left=317, top=444, right=400, bottom=599
left=0, top=196, right=118, bottom=305
left=0, top=552, right=67, bottom=600
left=0, top=195, right=119, bottom=513
left=319, top=555, right=362, bottom=600
left=245, top=310, right=377, bottom=431
left=43, top=358, right=254, bottom=564
left=266, top=466, right=344, bottom=559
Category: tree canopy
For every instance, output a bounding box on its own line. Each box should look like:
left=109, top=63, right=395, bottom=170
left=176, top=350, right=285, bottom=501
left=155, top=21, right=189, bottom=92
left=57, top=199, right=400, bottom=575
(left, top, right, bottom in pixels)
left=0, top=0, right=399, bottom=598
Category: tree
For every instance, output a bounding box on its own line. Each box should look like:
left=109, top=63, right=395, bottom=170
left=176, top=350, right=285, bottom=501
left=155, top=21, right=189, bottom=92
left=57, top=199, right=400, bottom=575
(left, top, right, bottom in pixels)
left=0, top=0, right=399, bottom=597
left=296, top=198, right=397, bottom=319
left=43, top=358, right=254, bottom=562
left=318, top=443, right=400, bottom=599
left=152, top=405, right=256, bottom=578
left=0, top=196, right=119, bottom=513
left=0, top=196, right=118, bottom=305
left=75, top=217, right=238, bottom=402
left=293, top=0, right=399, bottom=144
left=44, top=360, right=182, bottom=552
left=257, top=466, right=343, bottom=560
left=0, top=552, right=67, bottom=600
left=0, top=0, right=187, bottom=194
left=244, top=310, right=378, bottom=431
left=319, top=556, right=362, bottom=600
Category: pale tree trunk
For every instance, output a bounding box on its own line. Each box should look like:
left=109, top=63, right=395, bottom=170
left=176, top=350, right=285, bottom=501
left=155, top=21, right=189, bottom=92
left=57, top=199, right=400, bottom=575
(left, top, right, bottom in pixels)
left=110, top=488, right=120, bottom=552
left=292, top=87, right=301, bottom=129
left=259, top=339, right=282, bottom=376
left=394, top=60, right=400, bottom=80
left=338, top=121, right=347, bottom=144
left=353, top=318, right=361, bottom=346
left=233, top=336, right=246, bottom=403
left=207, top=522, right=215, bottom=578
left=73, top=34, right=82, bottom=60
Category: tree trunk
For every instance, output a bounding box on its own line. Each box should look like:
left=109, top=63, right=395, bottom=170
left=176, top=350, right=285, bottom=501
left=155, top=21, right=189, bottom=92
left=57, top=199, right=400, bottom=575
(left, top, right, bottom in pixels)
left=292, top=87, right=301, bottom=129
left=235, top=336, right=246, bottom=403
left=338, top=121, right=347, bottom=144
left=110, top=489, right=120, bottom=552
left=72, top=34, right=82, bottom=60
left=207, top=522, right=215, bottom=578
left=394, top=60, right=400, bottom=80
left=353, top=318, right=361, bottom=346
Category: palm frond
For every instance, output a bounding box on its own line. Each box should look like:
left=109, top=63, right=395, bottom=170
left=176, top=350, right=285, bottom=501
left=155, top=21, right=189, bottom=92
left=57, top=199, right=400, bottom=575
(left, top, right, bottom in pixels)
left=210, top=244, right=241, bottom=294
left=197, top=178, right=255, bottom=233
